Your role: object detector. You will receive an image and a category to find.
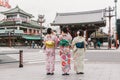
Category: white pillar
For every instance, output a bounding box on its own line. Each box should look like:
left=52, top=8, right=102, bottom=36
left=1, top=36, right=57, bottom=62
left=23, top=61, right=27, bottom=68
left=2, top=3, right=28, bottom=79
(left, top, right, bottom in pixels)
left=27, top=28, right=29, bottom=34
left=17, top=26, right=20, bottom=30
left=4, top=27, right=7, bottom=30
left=84, top=30, right=86, bottom=38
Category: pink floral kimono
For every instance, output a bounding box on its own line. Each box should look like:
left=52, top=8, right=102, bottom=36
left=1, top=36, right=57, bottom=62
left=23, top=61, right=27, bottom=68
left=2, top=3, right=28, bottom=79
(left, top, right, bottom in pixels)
left=59, top=33, right=72, bottom=74
left=44, top=34, right=58, bottom=73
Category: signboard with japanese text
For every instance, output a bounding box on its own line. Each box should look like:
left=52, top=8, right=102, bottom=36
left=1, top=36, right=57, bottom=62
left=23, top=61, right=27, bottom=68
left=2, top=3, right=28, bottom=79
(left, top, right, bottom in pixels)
left=0, top=0, right=11, bottom=8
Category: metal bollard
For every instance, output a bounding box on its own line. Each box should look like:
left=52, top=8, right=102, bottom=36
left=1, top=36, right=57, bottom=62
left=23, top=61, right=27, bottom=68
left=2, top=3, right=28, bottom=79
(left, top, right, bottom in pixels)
left=19, top=50, right=23, bottom=68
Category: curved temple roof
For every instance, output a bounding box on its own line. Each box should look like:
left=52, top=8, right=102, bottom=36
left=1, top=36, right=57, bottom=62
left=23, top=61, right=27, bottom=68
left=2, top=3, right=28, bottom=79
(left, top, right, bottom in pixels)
left=51, top=9, right=106, bottom=26
left=1, top=6, right=34, bottom=18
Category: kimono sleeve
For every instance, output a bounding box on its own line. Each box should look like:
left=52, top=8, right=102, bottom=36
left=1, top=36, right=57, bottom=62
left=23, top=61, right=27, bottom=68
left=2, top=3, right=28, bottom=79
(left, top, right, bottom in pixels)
left=72, top=37, right=76, bottom=46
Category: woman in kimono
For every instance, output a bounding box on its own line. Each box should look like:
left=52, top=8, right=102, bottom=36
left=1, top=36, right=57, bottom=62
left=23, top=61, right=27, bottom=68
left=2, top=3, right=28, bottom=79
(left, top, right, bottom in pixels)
left=59, top=27, right=72, bottom=75
left=44, top=28, right=58, bottom=75
left=72, top=30, right=86, bottom=74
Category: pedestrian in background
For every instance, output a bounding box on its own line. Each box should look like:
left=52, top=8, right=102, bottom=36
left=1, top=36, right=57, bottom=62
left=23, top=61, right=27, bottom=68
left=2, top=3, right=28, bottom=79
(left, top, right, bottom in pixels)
left=59, top=27, right=72, bottom=75
left=97, top=39, right=101, bottom=49
left=32, top=41, right=35, bottom=48
left=44, top=28, right=58, bottom=75
left=72, top=30, right=86, bottom=74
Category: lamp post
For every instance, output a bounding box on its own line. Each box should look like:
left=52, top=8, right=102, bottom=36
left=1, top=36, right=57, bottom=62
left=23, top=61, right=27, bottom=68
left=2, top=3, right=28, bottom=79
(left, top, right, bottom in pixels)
left=105, top=6, right=114, bottom=49
left=8, top=30, right=14, bottom=47
left=37, top=15, right=45, bottom=37
left=8, top=31, right=11, bottom=47
left=114, top=0, right=118, bottom=49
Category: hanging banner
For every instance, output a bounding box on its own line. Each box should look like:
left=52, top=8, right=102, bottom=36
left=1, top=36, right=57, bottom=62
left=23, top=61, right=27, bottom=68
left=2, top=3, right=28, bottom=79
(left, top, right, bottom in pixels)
left=0, top=0, right=11, bottom=8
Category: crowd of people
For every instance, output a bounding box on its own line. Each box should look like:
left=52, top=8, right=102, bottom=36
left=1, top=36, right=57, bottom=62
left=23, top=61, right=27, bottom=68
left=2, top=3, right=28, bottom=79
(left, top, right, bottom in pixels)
left=43, top=27, right=86, bottom=75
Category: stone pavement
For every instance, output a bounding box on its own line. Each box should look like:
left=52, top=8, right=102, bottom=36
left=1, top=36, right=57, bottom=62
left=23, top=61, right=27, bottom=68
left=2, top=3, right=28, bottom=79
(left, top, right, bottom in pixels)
left=0, top=47, right=120, bottom=80
left=0, top=61, right=120, bottom=80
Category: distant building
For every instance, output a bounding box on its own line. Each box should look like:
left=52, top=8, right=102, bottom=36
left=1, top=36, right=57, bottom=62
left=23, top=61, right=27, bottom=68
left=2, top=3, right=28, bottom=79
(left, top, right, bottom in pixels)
left=0, top=6, right=45, bottom=46
left=51, top=9, right=106, bottom=40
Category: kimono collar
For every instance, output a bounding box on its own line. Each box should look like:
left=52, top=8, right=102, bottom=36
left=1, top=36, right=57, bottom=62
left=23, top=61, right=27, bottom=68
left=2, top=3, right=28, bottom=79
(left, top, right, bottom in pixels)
left=78, top=36, right=83, bottom=38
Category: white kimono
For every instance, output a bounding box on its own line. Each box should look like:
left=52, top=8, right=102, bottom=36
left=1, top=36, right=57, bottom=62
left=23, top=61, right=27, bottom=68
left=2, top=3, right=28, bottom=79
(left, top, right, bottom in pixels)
left=72, top=36, right=86, bottom=73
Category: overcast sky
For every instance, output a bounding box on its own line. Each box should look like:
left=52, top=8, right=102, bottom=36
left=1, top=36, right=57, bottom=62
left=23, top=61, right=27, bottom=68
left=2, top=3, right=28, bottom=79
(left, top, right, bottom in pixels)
left=9, top=0, right=120, bottom=33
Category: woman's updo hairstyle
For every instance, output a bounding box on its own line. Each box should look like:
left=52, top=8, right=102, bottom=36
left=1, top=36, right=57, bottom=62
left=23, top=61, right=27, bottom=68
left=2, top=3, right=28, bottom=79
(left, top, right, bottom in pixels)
left=47, top=28, right=52, bottom=34
left=77, top=30, right=84, bottom=36
left=61, top=27, right=68, bottom=34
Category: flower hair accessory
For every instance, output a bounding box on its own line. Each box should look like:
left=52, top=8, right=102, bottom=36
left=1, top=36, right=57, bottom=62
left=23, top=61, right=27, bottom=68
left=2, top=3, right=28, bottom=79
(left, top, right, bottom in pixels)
left=77, top=31, right=80, bottom=35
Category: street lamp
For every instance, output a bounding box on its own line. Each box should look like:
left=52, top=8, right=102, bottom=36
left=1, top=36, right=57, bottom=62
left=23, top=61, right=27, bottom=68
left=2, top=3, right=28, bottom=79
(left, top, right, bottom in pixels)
left=7, top=30, right=15, bottom=47
left=114, top=0, right=118, bottom=49
left=114, top=0, right=117, bottom=20
left=8, top=31, right=11, bottom=47
left=37, top=15, right=45, bottom=37
left=105, top=6, right=114, bottom=49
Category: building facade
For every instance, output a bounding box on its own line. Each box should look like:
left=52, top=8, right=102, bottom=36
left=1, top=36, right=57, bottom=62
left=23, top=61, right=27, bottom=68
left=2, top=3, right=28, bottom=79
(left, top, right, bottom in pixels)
left=0, top=6, right=44, bottom=47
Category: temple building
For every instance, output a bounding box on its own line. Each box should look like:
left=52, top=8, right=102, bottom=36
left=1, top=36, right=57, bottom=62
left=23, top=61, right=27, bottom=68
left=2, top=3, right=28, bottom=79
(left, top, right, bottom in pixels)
left=51, top=9, right=106, bottom=40
left=0, top=6, right=45, bottom=46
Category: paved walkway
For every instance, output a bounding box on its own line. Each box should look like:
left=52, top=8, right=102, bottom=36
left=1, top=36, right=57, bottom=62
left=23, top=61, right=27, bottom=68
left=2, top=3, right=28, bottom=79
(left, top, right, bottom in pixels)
left=0, top=62, right=120, bottom=80
left=0, top=47, right=120, bottom=80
